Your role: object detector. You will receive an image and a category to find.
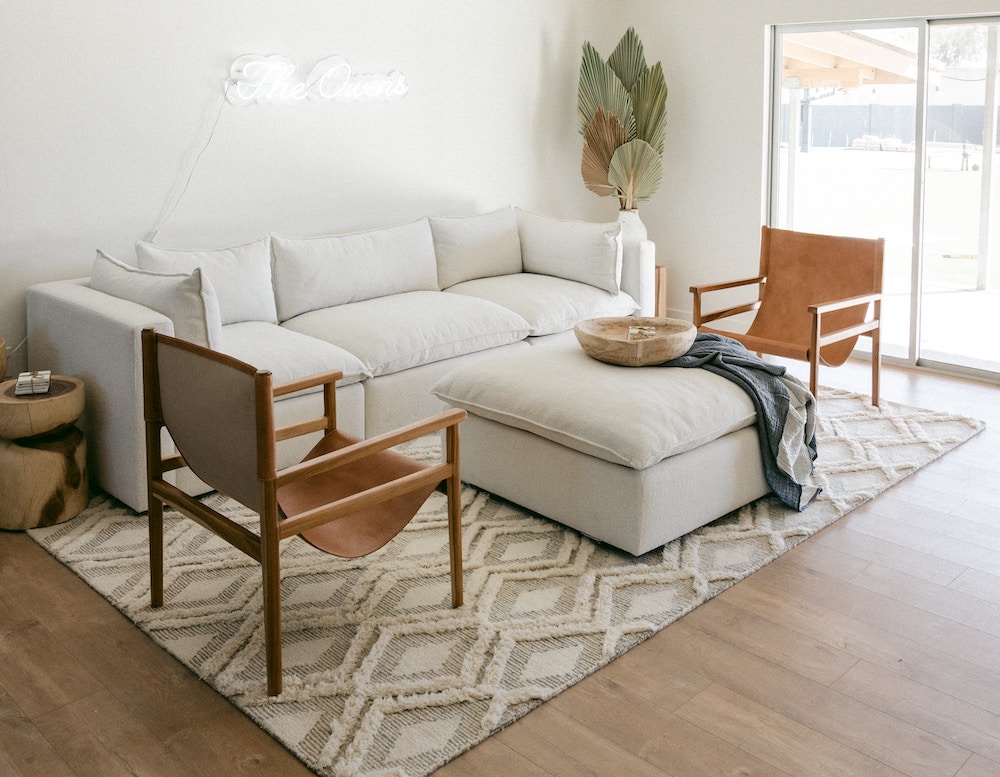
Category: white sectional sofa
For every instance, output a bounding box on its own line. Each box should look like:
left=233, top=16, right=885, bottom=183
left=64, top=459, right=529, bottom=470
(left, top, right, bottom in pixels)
left=27, top=206, right=655, bottom=512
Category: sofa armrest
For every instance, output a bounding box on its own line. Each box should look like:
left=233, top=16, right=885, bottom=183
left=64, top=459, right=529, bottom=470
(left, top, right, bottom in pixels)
left=27, top=279, right=176, bottom=512
left=620, top=238, right=656, bottom=316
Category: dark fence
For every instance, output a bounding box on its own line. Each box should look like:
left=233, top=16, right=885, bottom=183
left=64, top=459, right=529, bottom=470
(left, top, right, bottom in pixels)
left=782, top=104, right=991, bottom=148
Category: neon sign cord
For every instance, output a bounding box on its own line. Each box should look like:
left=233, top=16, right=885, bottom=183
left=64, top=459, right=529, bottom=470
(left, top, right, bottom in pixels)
left=147, top=87, right=230, bottom=243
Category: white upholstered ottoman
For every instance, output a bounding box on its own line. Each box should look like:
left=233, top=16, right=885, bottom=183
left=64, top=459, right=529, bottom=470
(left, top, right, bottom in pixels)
left=431, top=341, right=771, bottom=555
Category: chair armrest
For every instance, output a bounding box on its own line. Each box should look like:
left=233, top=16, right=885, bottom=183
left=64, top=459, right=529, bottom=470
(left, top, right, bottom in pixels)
left=808, top=293, right=882, bottom=352
left=689, top=276, right=765, bottom=327
left=273, top=370, right=343, bottom=398
left=689, top=275, right=766, bottom=295
left=277, top=408, right=468, bottom=488
left=807, top=292, right=881, bottom=316
left=273, top=370, right=345, bottom=442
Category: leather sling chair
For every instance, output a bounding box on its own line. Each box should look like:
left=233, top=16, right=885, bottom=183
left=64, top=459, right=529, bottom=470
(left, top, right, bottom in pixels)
left=141, top=328, right=466, bottom=695
left=690, top=226, right=884, bottom=405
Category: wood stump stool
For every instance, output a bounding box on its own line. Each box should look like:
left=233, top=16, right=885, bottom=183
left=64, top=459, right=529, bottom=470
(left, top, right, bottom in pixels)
left=0, top=376, right=88, bottom=530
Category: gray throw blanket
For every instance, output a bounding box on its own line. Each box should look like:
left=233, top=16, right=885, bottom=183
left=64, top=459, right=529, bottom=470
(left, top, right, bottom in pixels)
left=659, top=333, right=820, bottom=510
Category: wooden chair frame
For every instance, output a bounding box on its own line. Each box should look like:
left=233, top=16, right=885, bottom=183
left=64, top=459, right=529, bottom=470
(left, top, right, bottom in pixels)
left=690, top=227, right=883, bottom=405
left=141, top=328, right=466, bottom=695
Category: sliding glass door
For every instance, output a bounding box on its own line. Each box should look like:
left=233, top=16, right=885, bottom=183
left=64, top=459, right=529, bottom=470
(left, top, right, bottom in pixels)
left=771, top=17, right=1000, bottom=377
left=921, top=20, right=1000, bottom=372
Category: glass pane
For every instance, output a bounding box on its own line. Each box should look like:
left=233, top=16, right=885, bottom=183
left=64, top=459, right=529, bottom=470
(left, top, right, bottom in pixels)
left=774, top=27, right=918, bottom=360
left=921, top=21, right=1000, bottom=372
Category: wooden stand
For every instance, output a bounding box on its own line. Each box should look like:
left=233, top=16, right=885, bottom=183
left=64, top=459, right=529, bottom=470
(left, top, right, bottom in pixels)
left=655, top=265, right=667, bottom=317
left=0, top=376, right=88, bottom=531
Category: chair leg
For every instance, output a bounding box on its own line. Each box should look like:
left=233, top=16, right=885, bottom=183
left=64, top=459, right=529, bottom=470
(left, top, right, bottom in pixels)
left=871, top=333, right=881, bottom=406
left=446, top=475, right=464, bottom=608
left=149, top=496, right=164, bottom=608
left=809, top=314, right=821, bottom=399
left=809, top=353, right=820, bottom=399
left=261, top=529, right=283, bottom=696
left=445, top=425, right=463, bottom=608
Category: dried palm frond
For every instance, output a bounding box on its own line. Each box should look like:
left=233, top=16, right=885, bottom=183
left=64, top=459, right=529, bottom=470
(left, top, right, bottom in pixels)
left=577, top=41, right=634, bottom=137
left=582, top=107, right=628, bottom=197
left=608, top=139, right=663, bottom=211
left=576, top=28, right=667, bottom=207
left=631, top=62, right=668, bottom=155
left=607, top=26, right=647, bottom=91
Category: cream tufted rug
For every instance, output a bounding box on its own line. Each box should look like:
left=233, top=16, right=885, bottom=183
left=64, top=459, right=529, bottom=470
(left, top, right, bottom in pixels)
left=29, top=388, right=983, bottom=777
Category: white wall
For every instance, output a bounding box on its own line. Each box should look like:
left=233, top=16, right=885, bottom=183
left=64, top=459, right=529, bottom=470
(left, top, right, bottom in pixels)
left=5, top=1, right=999, bottom=377
left=0, top=0, right=615, bottom=377
left=626, top=0, right=999, bottom=318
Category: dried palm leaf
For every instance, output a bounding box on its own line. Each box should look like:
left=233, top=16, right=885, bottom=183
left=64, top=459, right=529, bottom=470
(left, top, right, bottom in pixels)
left=607, top=26, right=647, bottom=91
left=608, top=139, right=663, bottom=210
left=631, top=62, right=668, bottom=155
left=577, top=28, right=667, bottom=206
left=577, top=41, right=634, bottom=137
left=582, top=107, right=628, bottom=197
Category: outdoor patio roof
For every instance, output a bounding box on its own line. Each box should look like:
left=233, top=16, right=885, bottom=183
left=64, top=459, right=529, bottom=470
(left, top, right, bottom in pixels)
left=782, top=30, right=919, bottom=89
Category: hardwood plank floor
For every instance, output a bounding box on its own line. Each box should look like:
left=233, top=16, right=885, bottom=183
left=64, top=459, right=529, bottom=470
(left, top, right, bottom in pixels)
left=1, top=359, right=998, bottom=777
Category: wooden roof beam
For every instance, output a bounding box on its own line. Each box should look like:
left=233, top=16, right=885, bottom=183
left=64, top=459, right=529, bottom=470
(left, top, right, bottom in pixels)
left=783, top=66, right=874, bottom=89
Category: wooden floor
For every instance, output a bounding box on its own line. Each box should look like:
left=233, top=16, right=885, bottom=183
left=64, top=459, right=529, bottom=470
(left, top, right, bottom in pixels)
left=2, top=359, right=998, bottom=777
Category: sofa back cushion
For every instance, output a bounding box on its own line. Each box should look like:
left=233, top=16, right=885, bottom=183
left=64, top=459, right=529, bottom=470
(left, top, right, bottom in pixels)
left=90, top=250, right=223, bottom=348
left=270, top=218, right=439, bottom=321
left=135, top=237, right=277, bottom=325
left=515, top=208, right=623, bottom=294
left=430, top=206, right=523, bottom=289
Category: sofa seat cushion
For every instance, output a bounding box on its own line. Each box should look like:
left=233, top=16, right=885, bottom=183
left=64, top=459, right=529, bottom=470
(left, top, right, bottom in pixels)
left=431, top=344, right=756, bottom=470
left=219, top=321, right=369, bottom=391
left=445, top=273, right=638, bottom=336
left=280, top=290, right=531, bottom=377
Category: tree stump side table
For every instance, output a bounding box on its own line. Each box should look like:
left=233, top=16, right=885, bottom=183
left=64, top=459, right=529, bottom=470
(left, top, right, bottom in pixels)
left=0, top=375, right=89, bottom=530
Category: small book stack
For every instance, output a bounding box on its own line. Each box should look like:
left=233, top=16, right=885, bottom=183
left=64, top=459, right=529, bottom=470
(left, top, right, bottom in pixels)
left=15, top=370, right=51, bottom=396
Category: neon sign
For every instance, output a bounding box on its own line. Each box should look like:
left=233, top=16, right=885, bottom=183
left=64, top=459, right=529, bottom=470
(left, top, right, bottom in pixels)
left=225, top=54, right=408, bottom=106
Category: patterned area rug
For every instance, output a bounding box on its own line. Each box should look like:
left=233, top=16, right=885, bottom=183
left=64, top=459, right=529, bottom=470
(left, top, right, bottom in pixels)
left=29, top=388, right=983, bottom=777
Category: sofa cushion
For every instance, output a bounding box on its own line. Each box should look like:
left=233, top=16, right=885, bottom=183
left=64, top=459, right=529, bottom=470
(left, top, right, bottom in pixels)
left=515, top=208, right=623, bottom=294
left=271, top=218, right=439, bottom=321
left=218, top=321, right=368, bottom=389
left=135, top=237, right=277, bottom=325
left=446, top=273, right=638, bottom=336
left=431, top=345, right=757, bottom=470
left=281, top=290, right=530, bottom=377
left=90, top=250, right=223, bottom=348
left=430, top=206, right=522, bottom=289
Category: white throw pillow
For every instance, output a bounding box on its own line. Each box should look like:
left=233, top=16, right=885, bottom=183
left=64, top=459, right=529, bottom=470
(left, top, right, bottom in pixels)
left=135, top=237, right=277, bottom=325
left=429, top=206, right=523, bottom=289
left=270, top=218, right=439, bottom=321
left=90, top=250, right=223, bottom=349
left=515, top=208, right=623, bottom=294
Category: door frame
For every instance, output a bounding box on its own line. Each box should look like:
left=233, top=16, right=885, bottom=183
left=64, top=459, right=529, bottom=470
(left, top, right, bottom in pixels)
left=767, top=17, right=1000, bottom=383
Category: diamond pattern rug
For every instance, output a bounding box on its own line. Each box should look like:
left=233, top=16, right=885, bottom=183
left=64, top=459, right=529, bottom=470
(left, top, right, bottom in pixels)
left=28, top=388, right=984, bottom=777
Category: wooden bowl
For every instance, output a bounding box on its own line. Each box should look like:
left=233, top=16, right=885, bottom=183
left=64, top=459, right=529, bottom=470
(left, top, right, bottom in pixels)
left=574, top=317, right=697, bottom=367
